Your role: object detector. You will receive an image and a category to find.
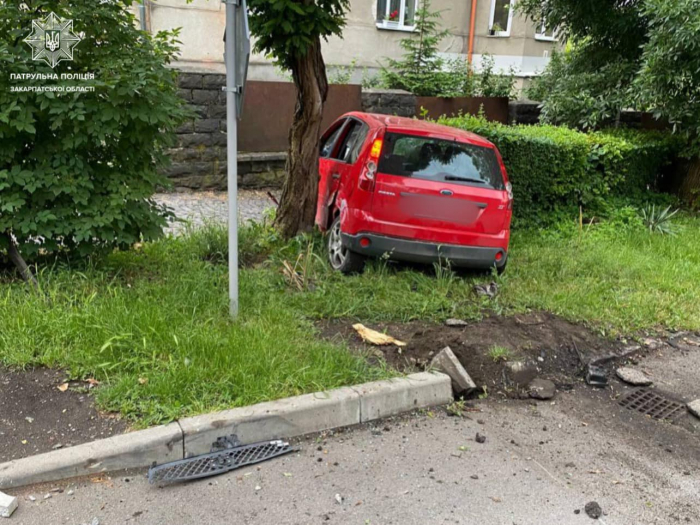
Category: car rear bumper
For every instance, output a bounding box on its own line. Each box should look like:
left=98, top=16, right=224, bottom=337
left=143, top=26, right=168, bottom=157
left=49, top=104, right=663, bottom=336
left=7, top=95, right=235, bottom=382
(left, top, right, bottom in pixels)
left=341, top=233, right=507, bottom=269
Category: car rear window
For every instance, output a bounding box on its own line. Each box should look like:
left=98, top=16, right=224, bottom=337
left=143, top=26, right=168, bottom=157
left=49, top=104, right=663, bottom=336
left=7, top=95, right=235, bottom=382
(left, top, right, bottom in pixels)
left=377, top=133, right=505, bottom=190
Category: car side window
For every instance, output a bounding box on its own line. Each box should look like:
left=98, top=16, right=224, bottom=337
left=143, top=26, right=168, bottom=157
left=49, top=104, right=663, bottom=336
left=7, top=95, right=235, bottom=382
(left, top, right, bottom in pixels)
left=320, top=121, right=345, bottom=158
left=332, top=120, right=368, bottom=164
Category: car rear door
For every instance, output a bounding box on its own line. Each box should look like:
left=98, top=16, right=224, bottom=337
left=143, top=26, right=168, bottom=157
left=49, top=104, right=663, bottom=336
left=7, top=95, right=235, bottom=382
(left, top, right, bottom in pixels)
left=370, top=132, right=510, bottom=245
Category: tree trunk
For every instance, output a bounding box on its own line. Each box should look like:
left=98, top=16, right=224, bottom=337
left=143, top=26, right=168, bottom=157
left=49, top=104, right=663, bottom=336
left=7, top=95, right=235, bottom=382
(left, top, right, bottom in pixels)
left=679, top=156, right=700, bottom=206
left=2, top=234, right=39, bottom=289
left=274, top=37, right=328, bottom=239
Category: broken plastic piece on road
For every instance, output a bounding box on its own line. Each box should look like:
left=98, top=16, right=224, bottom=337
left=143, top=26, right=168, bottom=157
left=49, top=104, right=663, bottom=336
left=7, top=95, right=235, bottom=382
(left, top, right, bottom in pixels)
left=585, top=364, right=608, bottom=388
left=148, top=434, right=298, bottom=485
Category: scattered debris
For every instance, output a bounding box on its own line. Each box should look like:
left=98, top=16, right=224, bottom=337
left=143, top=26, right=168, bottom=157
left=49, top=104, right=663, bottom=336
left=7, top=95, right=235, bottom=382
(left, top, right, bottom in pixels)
left=90, top=518, right=100, bottom=525
left=642, top=338, right=662, bottom=350
left=335, top=494, right=343, bottom=504
left=470, top=474, right=479, bottom=480
left=445, top=318, right=469, bottom=327
left=24, top=416, right=34, bottom=423
left=586, top=364, right=608, bottom=388
left=687, top=400, right=700, bottom=419
left=473, top=282, right=498, bottom=298
left=616, top=367, right=653, bottom=386
left=57, top=383, right=69, bottom=392
left=475, top=433, right=486, bottom=444
left=584, top=501, right=603, bottom=519
left=254, top=485, right=261, bottom=491
left=430, top=346, right=476, bottom=395
left=503, top=361, right=537, bottom=388
left=148, top=434, right=298, bottom=484
left=528, top=378, right=556, bottom=400
left=52, top=443, right=64, bottom=450
left=352, top=324, right=406, bottom=347
left=0, top=491, right=18, bottom=518
left=67, top=490, right=74, bottom=496
left=27, top=495, right=36, bottom=502
left=43, top=493, right=52, bottom=500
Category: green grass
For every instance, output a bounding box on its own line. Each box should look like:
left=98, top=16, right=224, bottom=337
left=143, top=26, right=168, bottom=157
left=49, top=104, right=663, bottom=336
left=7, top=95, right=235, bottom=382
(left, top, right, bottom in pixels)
left=488, top=346, right=512, bottom=363
left=0, top=229, right=389, bottom=427
left=1, top=213, right=699, bottom=426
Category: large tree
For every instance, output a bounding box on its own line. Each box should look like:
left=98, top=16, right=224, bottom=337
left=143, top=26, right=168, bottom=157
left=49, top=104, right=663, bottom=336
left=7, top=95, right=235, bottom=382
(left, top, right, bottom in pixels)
left=247, top=0, right=349, bottom=238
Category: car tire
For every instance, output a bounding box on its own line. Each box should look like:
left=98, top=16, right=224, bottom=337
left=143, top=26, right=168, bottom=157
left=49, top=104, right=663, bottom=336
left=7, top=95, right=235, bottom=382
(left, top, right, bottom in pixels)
left=328, top=216, right=366, bottom=274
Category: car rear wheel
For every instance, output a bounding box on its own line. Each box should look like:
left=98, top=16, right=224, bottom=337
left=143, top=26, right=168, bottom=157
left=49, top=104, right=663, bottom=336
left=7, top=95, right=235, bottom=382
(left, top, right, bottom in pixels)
left=328, top=216, right=365, bottom=274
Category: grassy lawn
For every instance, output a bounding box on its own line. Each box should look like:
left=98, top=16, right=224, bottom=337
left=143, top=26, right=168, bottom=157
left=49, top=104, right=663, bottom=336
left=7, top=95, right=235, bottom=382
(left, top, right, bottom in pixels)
left=1, top=213, right=699, bottom=426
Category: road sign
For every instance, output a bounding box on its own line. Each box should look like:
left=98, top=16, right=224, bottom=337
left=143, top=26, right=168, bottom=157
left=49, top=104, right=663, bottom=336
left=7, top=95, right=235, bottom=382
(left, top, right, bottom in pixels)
left=234, top=0, right=250, bottom=119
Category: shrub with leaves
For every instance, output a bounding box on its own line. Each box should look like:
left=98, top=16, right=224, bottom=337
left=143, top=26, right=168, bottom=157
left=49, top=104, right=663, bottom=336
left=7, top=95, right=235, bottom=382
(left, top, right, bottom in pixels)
left=0, top=0, right=189, bottom=262
left=439, top=114, right=682, bottom=225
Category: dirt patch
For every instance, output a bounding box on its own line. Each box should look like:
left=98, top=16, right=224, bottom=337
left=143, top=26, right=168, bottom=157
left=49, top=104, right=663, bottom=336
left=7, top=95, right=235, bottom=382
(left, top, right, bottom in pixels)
left=0, top=367, right=127, bottom=463
left=320, top=312, right=632, bottom=396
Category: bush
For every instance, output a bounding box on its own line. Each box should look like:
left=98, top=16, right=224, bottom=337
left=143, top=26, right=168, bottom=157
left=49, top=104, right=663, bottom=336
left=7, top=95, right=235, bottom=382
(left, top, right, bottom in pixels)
left=438, top=115, right=682, bottom=225
left=0, top=1, right=190, bottom=260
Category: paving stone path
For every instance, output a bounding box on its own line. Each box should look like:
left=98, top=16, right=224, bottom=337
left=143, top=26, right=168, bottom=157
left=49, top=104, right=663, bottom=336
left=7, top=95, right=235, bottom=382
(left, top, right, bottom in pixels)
left=155, top=190, right=277, bottom=234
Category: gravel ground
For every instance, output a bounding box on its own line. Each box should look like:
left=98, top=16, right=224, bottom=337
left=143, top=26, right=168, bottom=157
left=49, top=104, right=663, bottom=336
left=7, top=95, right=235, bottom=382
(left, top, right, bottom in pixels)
left=155, top=190, right=278, bottom=234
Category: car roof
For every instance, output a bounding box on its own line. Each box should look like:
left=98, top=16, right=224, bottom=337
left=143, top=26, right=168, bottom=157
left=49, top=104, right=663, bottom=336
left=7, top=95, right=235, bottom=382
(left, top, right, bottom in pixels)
left=343, top=111, right=495, bottom=149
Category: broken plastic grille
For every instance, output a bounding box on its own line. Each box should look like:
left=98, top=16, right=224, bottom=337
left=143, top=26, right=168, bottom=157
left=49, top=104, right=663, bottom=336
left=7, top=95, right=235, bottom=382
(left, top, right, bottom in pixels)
left=148, top=440, right=297, bottom=484
left=618, top=389, right=686, bottom=421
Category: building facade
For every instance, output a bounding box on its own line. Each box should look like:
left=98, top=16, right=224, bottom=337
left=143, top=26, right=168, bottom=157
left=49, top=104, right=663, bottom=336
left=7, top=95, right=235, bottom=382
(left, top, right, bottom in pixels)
left=136, top=0, right=556, bottom=90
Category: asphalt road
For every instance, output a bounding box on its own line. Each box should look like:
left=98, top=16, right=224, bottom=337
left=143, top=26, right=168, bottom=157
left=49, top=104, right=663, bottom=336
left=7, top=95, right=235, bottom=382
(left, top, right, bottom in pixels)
left=7, top=382, right=699, bottom=525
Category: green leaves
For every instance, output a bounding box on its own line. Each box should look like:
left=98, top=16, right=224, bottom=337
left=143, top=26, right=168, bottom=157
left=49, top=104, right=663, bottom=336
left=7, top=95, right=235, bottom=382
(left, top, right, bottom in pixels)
left=247, top=0, right=350, bottom=70
left=439, top=114, right=681, bottom=226
left=0, top=0, right=190, bottom=260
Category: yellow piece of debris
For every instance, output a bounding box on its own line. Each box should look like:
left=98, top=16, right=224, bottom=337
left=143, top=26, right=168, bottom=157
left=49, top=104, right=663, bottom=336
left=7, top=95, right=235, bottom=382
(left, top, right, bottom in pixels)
left=352, top=324, right=406, bottom=347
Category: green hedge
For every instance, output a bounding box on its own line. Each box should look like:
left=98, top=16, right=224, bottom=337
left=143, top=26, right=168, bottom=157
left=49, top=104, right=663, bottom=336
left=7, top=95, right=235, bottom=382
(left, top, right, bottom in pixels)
left=438, top=115, right=682, bottom=225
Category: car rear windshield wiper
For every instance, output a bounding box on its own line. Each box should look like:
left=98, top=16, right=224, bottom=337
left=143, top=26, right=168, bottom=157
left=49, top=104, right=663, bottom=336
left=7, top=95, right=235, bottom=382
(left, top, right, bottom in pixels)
left=444, top=175, right=487, bottom=184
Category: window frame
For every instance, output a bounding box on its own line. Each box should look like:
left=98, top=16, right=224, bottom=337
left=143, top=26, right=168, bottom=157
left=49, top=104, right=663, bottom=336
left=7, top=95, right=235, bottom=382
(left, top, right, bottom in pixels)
left=376, top=0, right=419, bottom=32
left=319, top=119, right=348, bottom=159
left=329, top=117, right=369, bottom=166
left=488, top=0, right=515, bottom=38
left=534, top=19, right=557, bottom=41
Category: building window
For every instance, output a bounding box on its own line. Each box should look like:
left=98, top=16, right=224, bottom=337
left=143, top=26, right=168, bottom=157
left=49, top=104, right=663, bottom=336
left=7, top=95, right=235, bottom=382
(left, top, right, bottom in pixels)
left=489, top=0, right=514, bottom=37
left=376, top=0, right=418, bottom=31
left=535, top=20, right=556, bottom=41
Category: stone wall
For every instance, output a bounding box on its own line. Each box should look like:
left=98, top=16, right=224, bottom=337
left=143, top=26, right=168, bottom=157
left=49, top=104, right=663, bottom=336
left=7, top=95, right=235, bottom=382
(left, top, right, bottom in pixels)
left=508, top=101, right=542, bottom=125
left=361, top=89, right=415, bottom=117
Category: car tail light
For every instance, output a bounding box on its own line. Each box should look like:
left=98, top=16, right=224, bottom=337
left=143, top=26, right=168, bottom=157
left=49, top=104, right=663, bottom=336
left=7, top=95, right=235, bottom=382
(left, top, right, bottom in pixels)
left=359, top=138, right=383, bottom=192
left=495, top=251, right=503, bottom=262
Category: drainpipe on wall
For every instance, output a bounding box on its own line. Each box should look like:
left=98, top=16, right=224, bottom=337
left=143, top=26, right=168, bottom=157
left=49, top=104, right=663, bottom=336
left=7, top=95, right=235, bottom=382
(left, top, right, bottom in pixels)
left=138, top=0, right=148, bottom=32
left=467, top=0, right=478, bottom=65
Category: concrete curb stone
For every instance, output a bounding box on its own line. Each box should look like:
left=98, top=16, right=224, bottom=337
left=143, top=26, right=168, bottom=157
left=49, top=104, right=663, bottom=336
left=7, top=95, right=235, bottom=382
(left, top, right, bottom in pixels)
left=0, top=372, right=451, bottom=490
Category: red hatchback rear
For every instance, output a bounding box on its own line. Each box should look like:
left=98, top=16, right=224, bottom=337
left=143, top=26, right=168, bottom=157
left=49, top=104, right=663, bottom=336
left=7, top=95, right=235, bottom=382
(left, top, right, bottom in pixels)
left=315, top=112, right=513, bottom=274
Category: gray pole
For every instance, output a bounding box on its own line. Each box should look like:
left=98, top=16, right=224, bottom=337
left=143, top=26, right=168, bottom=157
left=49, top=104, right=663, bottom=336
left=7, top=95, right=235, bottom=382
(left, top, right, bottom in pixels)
left=224, top=0, right=239, bottom=317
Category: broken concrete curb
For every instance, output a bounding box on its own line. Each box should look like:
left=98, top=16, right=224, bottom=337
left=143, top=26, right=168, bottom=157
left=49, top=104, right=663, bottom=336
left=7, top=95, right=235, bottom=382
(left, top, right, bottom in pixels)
left=429, top=347, right=476, bottom=395
left=616, top=367, right=653, bottom=386
left=0, top=490, right=18, bottom=518
left=0, top=372, right=451, bottom=489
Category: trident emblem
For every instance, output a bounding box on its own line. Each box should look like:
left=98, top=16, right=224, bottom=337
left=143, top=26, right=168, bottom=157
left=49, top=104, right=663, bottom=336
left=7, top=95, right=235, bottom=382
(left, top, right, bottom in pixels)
left=45, top=30, right=60, bottom=52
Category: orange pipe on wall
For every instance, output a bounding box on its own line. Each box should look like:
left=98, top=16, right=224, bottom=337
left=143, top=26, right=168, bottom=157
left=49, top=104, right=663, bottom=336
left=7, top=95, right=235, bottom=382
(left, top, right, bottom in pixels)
left=467, top=0, right=478, bottom=64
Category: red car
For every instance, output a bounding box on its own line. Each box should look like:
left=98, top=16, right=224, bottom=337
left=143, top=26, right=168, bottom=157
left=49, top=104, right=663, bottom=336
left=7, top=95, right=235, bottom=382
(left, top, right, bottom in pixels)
left=315, top=112, right=513, bottom=274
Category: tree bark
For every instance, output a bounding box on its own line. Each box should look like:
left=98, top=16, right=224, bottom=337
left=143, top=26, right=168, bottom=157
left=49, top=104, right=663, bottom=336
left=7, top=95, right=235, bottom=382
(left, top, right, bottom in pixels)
left=2, top=234, right=39, bottom=289
left=274, top=37, right=329, bottom=239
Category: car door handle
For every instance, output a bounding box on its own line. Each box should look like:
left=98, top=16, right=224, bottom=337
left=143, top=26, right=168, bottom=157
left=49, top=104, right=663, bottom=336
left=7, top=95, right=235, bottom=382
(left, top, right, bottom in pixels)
left=332, top=173, right=341, bottom=179
left=440, top=189, right=454, bottom=196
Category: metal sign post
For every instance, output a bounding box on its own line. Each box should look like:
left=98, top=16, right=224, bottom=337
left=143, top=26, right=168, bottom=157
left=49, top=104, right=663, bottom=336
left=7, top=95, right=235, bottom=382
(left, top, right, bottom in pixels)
left=223, top=0, right=250, bottom=318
